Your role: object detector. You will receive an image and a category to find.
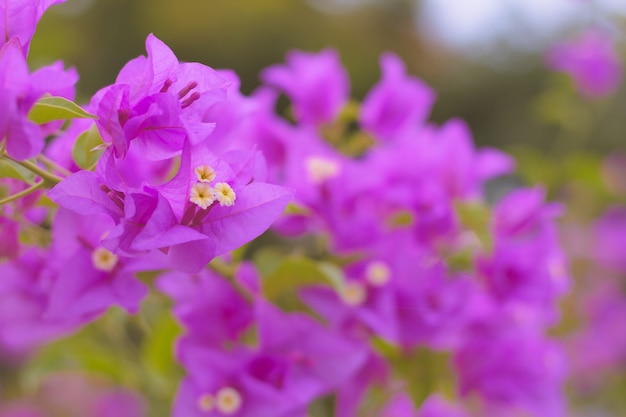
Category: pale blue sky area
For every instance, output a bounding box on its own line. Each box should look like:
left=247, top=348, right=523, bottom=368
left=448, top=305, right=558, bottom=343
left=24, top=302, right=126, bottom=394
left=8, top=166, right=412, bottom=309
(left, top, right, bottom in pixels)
left=419, top=0, right=626, bottom=52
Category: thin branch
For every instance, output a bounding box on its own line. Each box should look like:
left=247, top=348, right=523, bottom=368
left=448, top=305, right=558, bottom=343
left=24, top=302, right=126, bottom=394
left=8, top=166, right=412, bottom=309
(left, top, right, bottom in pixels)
left=0, top=153, right=63, bottom=186
left=37, top=154, right=72, bottom=176
left=0, top=181, right=45, bottom=205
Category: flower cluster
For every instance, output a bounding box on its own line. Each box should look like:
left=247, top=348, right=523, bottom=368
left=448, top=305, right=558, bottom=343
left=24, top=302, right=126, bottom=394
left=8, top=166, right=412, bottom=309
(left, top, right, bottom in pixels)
left=153, top=46, right=569, bottom=417
left=0, top=2, right=573, bottom=417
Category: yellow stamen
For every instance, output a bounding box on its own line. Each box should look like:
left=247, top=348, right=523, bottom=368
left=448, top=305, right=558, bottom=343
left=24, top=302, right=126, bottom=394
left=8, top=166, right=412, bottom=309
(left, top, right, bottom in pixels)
left=195, top=165, right=217, bottom=183
left=214, top=182, right=236, bottom=207
left=190, top=183, right=216, bottom=209
left=92, top=247, right=118, bottom=272
left=216, top=387, right=242, bottom=415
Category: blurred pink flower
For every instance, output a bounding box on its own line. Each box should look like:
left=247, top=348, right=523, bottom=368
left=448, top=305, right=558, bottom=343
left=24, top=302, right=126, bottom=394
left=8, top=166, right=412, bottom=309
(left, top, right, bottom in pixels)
left=546, top=30, right=622, bottom=98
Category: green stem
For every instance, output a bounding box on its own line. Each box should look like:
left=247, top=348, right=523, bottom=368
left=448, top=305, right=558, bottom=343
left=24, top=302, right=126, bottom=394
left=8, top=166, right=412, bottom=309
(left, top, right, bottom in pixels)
left=0, top=181, right=45, bottom=205
left=0, top=153, right=63, bottom=186
left=37, top=154, right=72, bottom=176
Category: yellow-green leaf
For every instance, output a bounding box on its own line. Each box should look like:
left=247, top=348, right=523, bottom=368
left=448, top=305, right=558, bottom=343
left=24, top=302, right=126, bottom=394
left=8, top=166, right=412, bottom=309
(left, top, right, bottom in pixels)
left=261, top=256, right=334, bottom=301
left=0, top=158, right=35, bottom=183
left=72, top=124, right=104, bottom=169
left=28, top=96, right=96, bottom=124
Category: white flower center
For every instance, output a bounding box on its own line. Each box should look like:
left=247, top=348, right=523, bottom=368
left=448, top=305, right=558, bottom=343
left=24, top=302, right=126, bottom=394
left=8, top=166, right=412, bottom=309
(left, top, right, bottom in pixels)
left=195, top=165, right=217, bottom=183
left=216, top=387, right=242, bottom=414
left=197, top=393, right=215, bottom=413
left=340, top=281, right=367, bottom=306
left=365, top=261, right=391, bottom=286
left=92, top=247, right=118, bottom=272
left=190, top=183, right=216, bottom=209
left=306, top=156, right=340, bottom=184
left=214, top=182, right=236, bottom=207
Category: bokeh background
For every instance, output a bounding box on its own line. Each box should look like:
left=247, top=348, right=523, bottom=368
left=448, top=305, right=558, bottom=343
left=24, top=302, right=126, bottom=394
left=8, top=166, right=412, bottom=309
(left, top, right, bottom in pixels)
left=29, top=0, right=626, bottom=156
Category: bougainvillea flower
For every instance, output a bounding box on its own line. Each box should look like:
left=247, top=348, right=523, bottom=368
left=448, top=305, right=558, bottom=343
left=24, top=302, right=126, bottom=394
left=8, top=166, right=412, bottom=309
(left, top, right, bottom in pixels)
left=454, top=332, right=566, bottom=417
left=255, top=300, right=369, bottom=401
left=157, top=269, right=253, bottom=346
left=91, top=34, right=231, bottom=159
left=359, top=52, right=435, bottom=140
left=0, top=0, right=66, bottom=55
left=569, top=281, right=626, bottom=386
left=0, top=38, right=77, bottom=160
left=43, top=208, right=167, bottom=321
left=492, top=187, right=562, bottom=239
left=262, top=49, right=349, bottom=125
left=49, top=142, right=293, bottom=273
left=174, top=345, right=306, bottom=417
left=0, top=249, right=78, bottom=356
left=591, top=206, right=626, bottom=272
left=547, top=30, right=622, bottom=98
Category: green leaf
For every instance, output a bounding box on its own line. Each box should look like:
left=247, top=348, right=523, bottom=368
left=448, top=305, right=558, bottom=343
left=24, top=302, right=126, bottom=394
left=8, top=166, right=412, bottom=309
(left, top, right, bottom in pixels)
left=455, top=201, right=493, bottom=253
left=261, top=256, right=335, bottom=301
left=28, top=96, right=96, bottom=124
left=0, top=158, right=35, bottom=183
left=72, top=124, right=104, bottom=169
left=142, top=312, right=182, bottom=376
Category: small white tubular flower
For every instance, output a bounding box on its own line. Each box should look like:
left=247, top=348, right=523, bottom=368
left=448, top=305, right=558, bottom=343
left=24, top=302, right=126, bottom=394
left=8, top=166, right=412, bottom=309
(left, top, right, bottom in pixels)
left=214, top=182, right=236, bottom=207
left=216, top=387, right=242, bottom=415
left=340, top=281, right=367, bottom=306
left=365, top=261, right=391, bottom=287
left=190, top=182, right=216, bottom=209
left=194, top=165, right=217, bottom=183
left=92, top=247, right=118, bottom=272
left=197, top=393, right=215, bottom=413
left=305, top=156, right=340, bottom=184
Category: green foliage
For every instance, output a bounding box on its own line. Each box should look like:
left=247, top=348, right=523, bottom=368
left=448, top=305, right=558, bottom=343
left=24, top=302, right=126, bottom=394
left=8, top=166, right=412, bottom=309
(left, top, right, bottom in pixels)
left=28, top=96, right=95, bottom=124
left=0, top=158, right=36, bottom=184
left=454, top=201, right=493, bottom=253
left=260, top=255, right=335, bottom=301
left=72, top=123, right=104, bottom=169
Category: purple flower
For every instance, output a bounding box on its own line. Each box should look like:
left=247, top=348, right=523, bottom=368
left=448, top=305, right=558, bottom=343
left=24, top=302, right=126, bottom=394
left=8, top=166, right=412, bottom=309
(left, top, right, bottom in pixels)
left=157, top=269, right=253, bottom=346
left=49, top=142, right=293, bottom=273
left=0, top=38, right=77, bottom=160
left=547, top=30, right=622, bottom=98
left=91, top=34, right=231, bottom=160
left=591, top=206, right=626, bottom=272
left=569, top=281, right=626, bottom=386
left=0, top=249, right=77, bottom=356
left=0, top=0, right=66, bottom=55
left=454, top=332, right=566, bottom=417
left=173, top=342, right=308, bottom=417
left=359, top=53, right=435, bottom=140
left=255, top=300, right=369, bottom=399
left=262, top=49, right=349, bottom=125
left=43, top=208, right=166, bottom=321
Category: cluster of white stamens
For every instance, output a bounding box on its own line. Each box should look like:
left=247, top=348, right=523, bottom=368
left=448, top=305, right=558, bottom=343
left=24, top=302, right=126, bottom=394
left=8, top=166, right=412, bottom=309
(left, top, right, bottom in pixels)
left=190, top=165, right=236, bottom=209
left=337, top=261, right=392, bottom=306
left=190, top=183, right=216, bottom=209
left=340, top=281, right=367, bottom=306
left=214, top=182, right=237, bottom=207
left=195, top=165, right=217, bottom=183
left=197, top=387, right=242, bottom=415
left=92, top=247, right=119, bottom=272
left=305, top=156, right=340, bottom=184
left=365, top=261, right=391, bottom=287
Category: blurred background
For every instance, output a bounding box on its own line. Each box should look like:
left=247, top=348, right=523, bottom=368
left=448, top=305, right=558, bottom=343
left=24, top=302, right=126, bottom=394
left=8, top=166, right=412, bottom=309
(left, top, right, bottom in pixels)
left=28, top=0, right=626, bottom=157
